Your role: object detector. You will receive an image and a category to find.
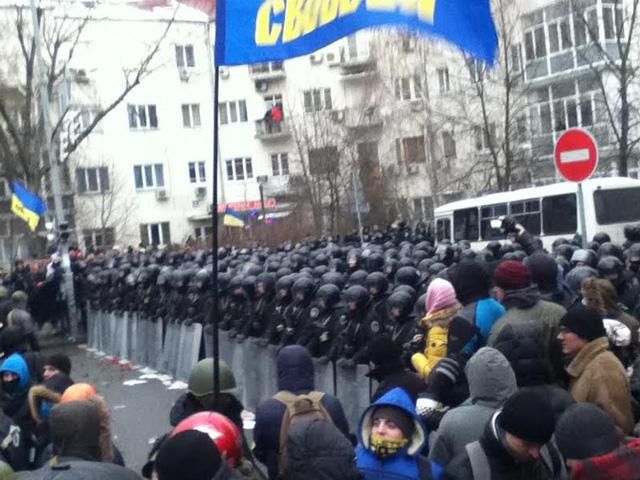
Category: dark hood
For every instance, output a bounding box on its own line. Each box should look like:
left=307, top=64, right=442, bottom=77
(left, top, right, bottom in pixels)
left=525, top=253, right=560, bottom=293
left=50, top=400, right=102, bottom=461
left=277, top=345, right=314, bottom=393
left=502, top=285, right=541, bottom=309
left=450, top=261, right=491, bottom=305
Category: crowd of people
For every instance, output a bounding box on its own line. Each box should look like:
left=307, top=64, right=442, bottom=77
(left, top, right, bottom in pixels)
left=0, top=218, right=639, bottom=478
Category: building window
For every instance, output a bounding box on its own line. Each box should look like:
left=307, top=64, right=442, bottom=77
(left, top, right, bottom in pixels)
left=264, top=94, right=283, bottom=109
left=510, top=45, right=522, bottom=73
left=271, top=153, right=289, bottom=176
left=219, top=100, right=247, bottom=125
left=127, top=104, right=158, bottom=129
left=181, top=104, right=201, bottom=128
left=83, top=228, right=115, bottom=249
left=394, top=76, right=422, bottom=101
left=250, top=61, right=284, bottom=74
left=442, top=131, right=457, bottom=159
left=303, top=88, right=332, bottom=112
left=413, top=196, right=434, bottom=220
left=467, top=59, right=485, bottom=83
left=547, top=18, right=572, bottom=54
left=72, top=107, right=102, bottom=134
left=76, top=167, right=109, bottom=194
left=140, top=222, right=171, bottom=247
left=225, top=158, right=253, bottom=181
left=175, top=45, right=195, bottom=68
left=437, top=68, right=450, bottom=93
left=133, top=164, right=165, bottom=189
left=188, top=161, right=206, bottom=183
left=524, top=25, right=547, bottom=61
left=396, top=136, right=426, bottom=164
left=473, top=125, right=496, bottom=151
left=602, top=4, right=624, bottom=39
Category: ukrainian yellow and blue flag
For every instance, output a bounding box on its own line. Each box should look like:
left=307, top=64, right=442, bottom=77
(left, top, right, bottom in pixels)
left=11, top=181, right=48, bottom=231
left=216, top=0, right=498, bottom=66
left=223, top=207, right=246, bottom=227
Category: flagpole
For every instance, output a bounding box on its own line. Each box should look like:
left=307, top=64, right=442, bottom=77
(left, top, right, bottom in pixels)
left=206, top=18, right=221, bottom=402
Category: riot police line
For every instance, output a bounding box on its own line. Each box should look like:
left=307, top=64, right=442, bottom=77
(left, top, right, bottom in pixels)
left=80, top=220, right=640, bottom=427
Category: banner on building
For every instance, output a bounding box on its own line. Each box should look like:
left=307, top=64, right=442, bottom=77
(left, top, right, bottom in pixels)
left=215, top=0, right=498, bottom=65
left=11, top=181, right=47, bottom=232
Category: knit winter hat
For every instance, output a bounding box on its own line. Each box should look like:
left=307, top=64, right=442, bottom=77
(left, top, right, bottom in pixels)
left=450, top=261, right=491, bottom=304
left=425, top=278, right=458, bottom=314
left=560, top=304, right=606, bottom=342
left=499, top=390, right=555, bottom=444
left=493, top=260, right=532, bottom=290
left=45, top=353, right=72, bottom=377
left=372, top=406, right=415, bottom=440
left=155, top=430, right=222, bottom=480
left=555, top=403, right=619, bottom=460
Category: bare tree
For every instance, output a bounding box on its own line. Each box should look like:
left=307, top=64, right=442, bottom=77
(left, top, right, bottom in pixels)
left=572, top=0, right=640, bottom=176
left=461, top=0, right=532, bottom=191
left=73, top=158, right=137, bottom=250
left=0, top=3, right=175, bottom=192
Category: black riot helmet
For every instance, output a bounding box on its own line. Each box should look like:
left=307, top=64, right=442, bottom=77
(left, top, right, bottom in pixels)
left=366, top=253, right=385, bottom=273
left=315, top=284, right=341, bottom=309
left=348, top=270, right=368, bottom=287
left=592, top=232, right=611, bottom=245
left=195, top=269, right=211, bottom=290
left=366, top=272, right=389, bottom=298
left=387, top=291, right=414, bottom=319
left=344, top=285, right=370, bottom=312
left=292, top=277, right=315, bottom=303
left=564, top=266, right=598, bottom=296
left=255, top=272, right=276, bottom=297
left=320, top=272, right=346, bottom=290
left=229, top=275, right=245, bottom=296
left=275, top=274, right=295, bottom=300
left=597, top=242, right=623, bottom=262
left=395, top=266, right=419, bottom=288
left=218, top=272, right=231, bottom=293
left=242, top=276, right=256, bottom=300
left=597, top=256, right=625, bottom=286
left=570, top=249, right=597, bottom=268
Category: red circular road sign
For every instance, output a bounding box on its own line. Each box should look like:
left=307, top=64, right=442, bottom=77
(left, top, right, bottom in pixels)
left=554, top=128, right=599, bottom=182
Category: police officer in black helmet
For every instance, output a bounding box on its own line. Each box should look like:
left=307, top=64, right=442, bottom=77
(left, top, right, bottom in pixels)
left=299, top=283, right=344, bottom=362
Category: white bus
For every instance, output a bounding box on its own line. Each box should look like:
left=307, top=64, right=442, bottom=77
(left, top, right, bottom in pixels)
left=433, top=177, right=640, bottom=250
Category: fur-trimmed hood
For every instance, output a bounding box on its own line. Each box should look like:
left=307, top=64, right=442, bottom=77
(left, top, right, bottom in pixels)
left=358, top=387, right=426, bottom=456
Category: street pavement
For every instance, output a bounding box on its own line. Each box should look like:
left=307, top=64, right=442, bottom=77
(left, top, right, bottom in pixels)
left=43, top=340, right=185, bottom=474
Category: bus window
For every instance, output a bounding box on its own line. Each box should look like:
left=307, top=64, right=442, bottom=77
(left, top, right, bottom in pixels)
left=594, top=188, right=640, bottom=224
left=453, top=208, right=479, bottom=241
left=436, top=218, right=451, bottom=241
left=510, top=199, right=541, bottom=235
left=481, top=204, right=508, bottom=240
left=542, top=194, right=577, bottom=234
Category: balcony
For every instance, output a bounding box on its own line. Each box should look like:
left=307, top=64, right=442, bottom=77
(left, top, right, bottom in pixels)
left=249, top=62, right=286, bottom=82
left=255, top=119, right=291, bottom=141
left=331, top=47, right=377, bottom=79
left=345, top=107, right=383, bottom=133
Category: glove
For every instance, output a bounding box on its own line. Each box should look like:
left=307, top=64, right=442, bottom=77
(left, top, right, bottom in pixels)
left=420, top=404, right=449, bottom=431
left=236, top=334, right=246, bottom=344
left=317, top=356, right=330, bottom=365
left=183, top=318, right=193, bottom=327
left=427, top=357, right=462, bottom=402
left=337, top=358, right=356, bottom=369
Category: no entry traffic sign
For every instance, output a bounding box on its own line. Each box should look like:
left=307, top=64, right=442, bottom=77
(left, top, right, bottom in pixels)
left=554, top=128, right=599, bottom=182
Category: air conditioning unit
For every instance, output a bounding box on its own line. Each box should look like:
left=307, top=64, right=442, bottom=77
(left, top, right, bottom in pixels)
left=310, top=53, right=323, bottom=65
left=74, top=69, right=89, bottom=84
left=326, top=51, right=342, bottom=66
left=219, top=67, right=230, bottom=79
left=178, top=67, right=190, bottom=81
left=155, top=188, right=169, bottom=201
left=331, top=110, right=344, bottom=123
left=255, top=80, right=268, bottom=92
left=195, top=186, right=207, bottom=198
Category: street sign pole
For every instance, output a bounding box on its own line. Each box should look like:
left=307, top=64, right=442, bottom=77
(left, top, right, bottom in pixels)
left=554, top=128, right=599, bottom=247
left=576, top=182, right=588, bottom=248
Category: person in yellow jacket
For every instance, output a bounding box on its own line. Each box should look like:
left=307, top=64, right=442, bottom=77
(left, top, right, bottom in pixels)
left=411, top=278, right=461, bottom=381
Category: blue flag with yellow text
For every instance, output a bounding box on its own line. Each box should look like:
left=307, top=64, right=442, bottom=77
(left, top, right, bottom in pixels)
left=216, top=0, right=498, bottom=66
left=11, top=181, right=48, bottom=231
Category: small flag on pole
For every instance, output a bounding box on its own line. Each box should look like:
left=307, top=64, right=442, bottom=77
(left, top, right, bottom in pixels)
left=11, top=181, right=48, bottom=231
left=223, top=207, right=245, bottom=227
